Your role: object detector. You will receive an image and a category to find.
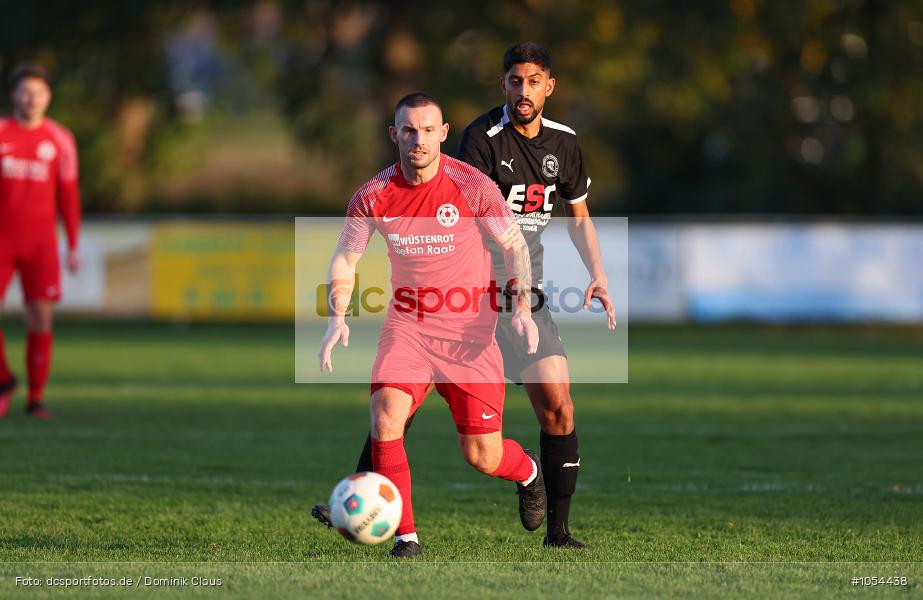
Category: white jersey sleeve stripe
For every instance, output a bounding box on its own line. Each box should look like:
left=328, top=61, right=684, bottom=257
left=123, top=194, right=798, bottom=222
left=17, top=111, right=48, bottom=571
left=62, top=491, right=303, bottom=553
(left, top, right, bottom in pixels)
left=486, top=105, right=512, bottom=138
left=540, top=116, right=577, bottom=136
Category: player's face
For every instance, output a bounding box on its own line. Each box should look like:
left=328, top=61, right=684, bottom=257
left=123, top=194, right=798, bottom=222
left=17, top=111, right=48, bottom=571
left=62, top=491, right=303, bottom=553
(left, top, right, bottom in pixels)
left=389, top=104, right=449, bottom=171
left=502, top=63, right=555, bottom=125
left=12, top=77, right=52, bottom=123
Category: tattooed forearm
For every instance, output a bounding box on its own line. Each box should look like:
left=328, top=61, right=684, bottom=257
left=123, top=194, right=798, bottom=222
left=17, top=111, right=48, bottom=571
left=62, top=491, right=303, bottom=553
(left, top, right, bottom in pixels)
left=496, top=223, right=532, bottom=311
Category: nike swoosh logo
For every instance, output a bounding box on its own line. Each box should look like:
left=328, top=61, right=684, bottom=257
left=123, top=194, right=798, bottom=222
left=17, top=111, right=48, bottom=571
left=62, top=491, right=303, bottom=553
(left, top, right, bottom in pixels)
left=562, top=459, right=581, bottom=468
left=481, top=412, right=498, bottom=420
left=382, top=215, right=401, bottom=222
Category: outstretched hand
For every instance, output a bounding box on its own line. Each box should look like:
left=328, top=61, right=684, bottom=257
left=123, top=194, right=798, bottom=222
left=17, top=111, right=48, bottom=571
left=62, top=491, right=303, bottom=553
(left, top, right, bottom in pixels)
left=319, top=320, right=350, bottom=372
left=511, top=310, right=539, bottom=354
left=584, top=278, right=616, bottom=330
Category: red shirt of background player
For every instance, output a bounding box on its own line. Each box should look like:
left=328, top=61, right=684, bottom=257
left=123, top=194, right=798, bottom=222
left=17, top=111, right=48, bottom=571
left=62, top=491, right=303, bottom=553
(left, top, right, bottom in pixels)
left=0, top=65, right=83, bottom=420
left=0, top=116, right=81, bottom=256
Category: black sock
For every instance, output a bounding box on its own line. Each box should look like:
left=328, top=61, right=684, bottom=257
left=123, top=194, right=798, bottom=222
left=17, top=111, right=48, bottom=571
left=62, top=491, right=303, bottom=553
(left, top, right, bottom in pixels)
left=540, top=430, right=579, bottom=538
left=355, top=412, right=417, bottom=473
left=355, top=432, right=374, bottom=472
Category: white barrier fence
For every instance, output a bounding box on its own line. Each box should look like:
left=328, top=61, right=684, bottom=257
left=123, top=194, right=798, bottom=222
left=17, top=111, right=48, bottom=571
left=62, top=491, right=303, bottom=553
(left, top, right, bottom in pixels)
left=3, top=220, right=922, bottom=323
left=624, top=223, right=923, bottom=323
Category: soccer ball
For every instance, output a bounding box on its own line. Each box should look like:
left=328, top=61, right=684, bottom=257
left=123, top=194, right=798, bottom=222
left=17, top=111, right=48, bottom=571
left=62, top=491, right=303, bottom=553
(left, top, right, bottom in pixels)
left=328, top=471, right=402, bottom=545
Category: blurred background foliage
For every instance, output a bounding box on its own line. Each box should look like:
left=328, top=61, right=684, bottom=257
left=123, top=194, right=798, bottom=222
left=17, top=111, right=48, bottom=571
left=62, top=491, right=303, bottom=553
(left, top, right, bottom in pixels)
left=1, top=0, right=921, bottom=215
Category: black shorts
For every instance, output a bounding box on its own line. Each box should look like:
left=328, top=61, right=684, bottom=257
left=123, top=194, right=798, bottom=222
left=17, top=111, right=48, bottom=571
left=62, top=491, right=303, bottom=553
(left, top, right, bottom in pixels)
left=495, top=305, right=567, bottom=383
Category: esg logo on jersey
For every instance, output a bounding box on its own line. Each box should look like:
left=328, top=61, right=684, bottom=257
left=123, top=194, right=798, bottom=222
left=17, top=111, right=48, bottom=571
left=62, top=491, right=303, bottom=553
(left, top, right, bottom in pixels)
left=505, top=184, right=555, bottom=214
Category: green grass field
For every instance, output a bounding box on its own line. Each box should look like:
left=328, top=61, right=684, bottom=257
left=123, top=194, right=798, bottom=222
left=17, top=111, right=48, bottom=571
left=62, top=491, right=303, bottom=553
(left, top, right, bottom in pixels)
left=0, top=320, right=921, bottom=598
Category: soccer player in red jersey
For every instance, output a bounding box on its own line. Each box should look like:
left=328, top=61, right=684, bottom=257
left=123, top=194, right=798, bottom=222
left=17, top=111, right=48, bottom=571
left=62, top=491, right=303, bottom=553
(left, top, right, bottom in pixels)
left=0, top=65, right=81, bottom=420
left=318, top=93, right=544, bottom=558
left=313, top=44, right=613, bottom=550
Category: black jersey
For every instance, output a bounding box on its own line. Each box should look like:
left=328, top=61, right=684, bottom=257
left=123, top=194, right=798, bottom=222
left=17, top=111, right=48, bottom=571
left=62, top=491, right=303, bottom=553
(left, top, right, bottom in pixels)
left=457, top=104, right=590, bottom=289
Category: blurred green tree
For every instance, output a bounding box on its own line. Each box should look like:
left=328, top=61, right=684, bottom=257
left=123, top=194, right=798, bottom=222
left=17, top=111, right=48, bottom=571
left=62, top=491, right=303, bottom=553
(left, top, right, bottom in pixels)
left=271, top=0, right=923, bottom=215
left=2, top=0, right=921, bottom=215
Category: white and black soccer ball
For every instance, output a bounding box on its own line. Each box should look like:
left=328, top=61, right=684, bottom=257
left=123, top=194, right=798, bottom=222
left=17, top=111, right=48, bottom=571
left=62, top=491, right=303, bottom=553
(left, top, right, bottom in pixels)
left=328, top=471, right=402, bottom=545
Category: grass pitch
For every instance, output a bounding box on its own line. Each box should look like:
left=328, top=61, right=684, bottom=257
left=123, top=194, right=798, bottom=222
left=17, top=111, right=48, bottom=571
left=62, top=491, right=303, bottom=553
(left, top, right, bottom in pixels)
left=0, top=320, right=921, bottom=598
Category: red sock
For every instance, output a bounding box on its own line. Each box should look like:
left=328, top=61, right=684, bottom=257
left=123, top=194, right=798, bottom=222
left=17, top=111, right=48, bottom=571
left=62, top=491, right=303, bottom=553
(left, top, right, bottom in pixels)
left=26, top=332, right=53, bottom=405
left=0, top=329, right=11, bottom=382
left=372, top=437, right=415, bottom=536
left=490, top=438, right=535, bottom=483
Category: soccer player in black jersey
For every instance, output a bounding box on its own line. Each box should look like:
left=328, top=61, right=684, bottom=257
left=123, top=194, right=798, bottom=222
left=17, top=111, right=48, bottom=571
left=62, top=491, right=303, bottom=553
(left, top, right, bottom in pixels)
left=455, top=42, right=615, bottom=549
left=313, top=43, right=614, bottom=550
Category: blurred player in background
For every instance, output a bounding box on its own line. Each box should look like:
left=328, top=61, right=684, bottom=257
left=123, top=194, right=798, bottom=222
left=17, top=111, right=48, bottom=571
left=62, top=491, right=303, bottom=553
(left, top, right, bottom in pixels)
left=0, top=65, right=81, bottom=420
left=453, top=42, right=615, bottom=549
left=318, top=93, right=544, bottom=557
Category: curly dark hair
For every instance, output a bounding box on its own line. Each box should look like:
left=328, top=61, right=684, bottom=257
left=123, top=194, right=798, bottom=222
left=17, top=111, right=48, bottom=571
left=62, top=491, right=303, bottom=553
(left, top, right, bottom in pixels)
left=502, top=42, right=552, bottom=73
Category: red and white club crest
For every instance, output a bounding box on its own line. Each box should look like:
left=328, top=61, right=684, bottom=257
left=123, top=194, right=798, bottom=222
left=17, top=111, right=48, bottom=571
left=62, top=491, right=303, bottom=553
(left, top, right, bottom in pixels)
left=436, top=203, right=459, bottom=227
left=37, top=141, right=57, bottom=162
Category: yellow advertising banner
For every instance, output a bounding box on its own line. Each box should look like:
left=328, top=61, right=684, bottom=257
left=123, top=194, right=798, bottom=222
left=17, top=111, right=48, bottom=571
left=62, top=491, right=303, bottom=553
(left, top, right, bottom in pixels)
left=151, top=223, right=294, bottom=320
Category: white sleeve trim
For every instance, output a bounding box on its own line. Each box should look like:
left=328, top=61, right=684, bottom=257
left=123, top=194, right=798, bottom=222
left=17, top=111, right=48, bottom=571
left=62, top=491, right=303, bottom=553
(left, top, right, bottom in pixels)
left=564, top=177, right=591, bottom=204
left=487, top=105, right=511, bottom=138
left=541, top=116, right=577, bottom=135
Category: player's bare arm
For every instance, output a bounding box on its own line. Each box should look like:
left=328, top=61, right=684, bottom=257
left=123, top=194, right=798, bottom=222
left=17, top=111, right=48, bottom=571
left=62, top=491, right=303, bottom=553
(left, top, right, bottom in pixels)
left=319, top=245, right=363, bottom=372
left=493, top=221, right=539, bottom=353
left=565, top=201, right=616, bottom=330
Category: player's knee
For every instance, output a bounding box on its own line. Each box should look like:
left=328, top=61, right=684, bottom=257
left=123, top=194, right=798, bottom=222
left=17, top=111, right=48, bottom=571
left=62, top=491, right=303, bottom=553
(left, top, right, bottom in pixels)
left=539, top=394, right=574, bottom=432
left=369, top=389, right=413, bottom=440
left=24, top=305, right=53, bottom=332
left=460, top=443, right=500, bottom=474
left=466, top=454, right=499, bottom=475
left=556, top=400, right=574, bottom=427
left=371, top=411, right=406, bottom=441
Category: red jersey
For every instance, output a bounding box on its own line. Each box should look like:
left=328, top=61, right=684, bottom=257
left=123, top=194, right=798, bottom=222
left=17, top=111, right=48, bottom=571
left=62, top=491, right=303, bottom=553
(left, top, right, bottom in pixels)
left=0, top=116, right=81, bottom=250
left=338, top=154, right=516, bottom=344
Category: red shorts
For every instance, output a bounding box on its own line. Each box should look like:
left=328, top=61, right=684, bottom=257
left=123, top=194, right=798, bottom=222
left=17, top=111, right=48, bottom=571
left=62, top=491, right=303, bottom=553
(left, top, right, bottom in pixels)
left=370, top=323, right=506, bottom=434
left=0, top=239, right=61, bottom=303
